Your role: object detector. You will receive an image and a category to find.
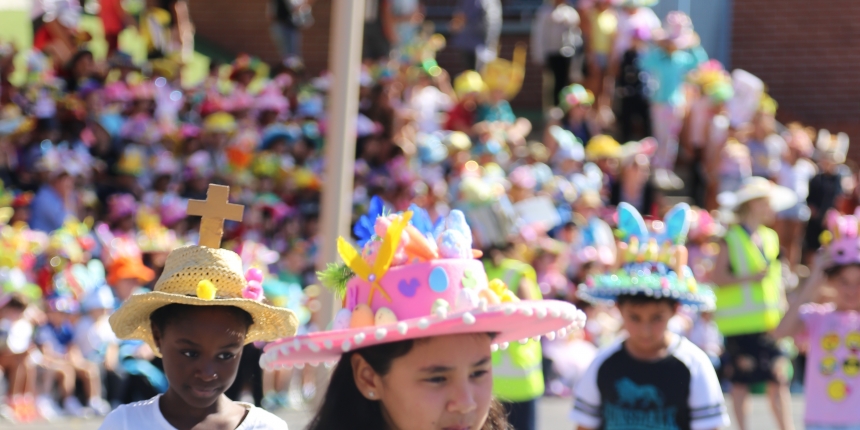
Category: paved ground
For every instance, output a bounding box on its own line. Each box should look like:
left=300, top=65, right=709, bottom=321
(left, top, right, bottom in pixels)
left=12, top=395, right=805, bottom=429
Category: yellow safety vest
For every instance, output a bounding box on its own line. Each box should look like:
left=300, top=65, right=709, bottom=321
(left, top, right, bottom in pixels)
left=714, top=225, right=783, bottom=336
left=485, top=259, right=545, bottom=402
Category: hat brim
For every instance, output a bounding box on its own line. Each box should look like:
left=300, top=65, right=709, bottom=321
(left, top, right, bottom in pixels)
left=109, top=291, right=299, bottom=357
left=578, top=284, right=715, bottom=309
left=720, top=184, right=797, bottom=213
left=260, top=300, right=582, bottom=368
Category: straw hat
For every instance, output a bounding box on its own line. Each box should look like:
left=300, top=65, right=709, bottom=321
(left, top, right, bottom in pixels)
left=717, top=176, right=797, bottom=213
left=109, top=185, right=299, bottom=355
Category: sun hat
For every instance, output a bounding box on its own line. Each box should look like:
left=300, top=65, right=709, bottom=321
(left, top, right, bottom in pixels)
left=558, top=84, right=595, bottom=112
left=819, top=209, right=860, bottom=270
left=653, top=11, right=699, bottom=50
left=453, top=70, right=487, bottom=98
left=585, top=135, right=622, bottom=160
left=443, top=131, right=473, bottom=151
left=109, top=184, right=299, bottom=356
left=579, top=203, right=716, bottom=309
left=815, top=129, right=850, bottom=164
left=259, top=204, right=584, bottom=368
left=717, top=176, right=797, bottom=213
left=620, top=0, right=658, bottom=7
left=107, top=193, right=138, bottom=222
left=107, top=256, right=156, bottom=287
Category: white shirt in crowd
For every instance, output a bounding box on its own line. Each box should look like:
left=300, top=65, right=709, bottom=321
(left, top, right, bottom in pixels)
left=99, top=395, right=289, bottom=430
left=410, top=85, right=452, bottom=134
left=73, top=315, right=117, bottom=361
left=612, top=7, right=661, bottom=60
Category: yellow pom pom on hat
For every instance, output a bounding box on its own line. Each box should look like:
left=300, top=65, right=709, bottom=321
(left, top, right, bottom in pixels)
left=109, top=184, right=299, bottom=356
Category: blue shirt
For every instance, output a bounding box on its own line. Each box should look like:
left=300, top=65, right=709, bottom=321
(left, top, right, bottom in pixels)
left=451, top=0, right=502, bottom=50
left=477, top=100, right=515, bottom=124
left=639, top=47, right=702, bottom=106
left=29, top=185, right=70, bottom=232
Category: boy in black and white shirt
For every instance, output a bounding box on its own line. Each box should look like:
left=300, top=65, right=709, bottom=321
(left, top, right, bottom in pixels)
left=571, top=295, right=729, bottom=430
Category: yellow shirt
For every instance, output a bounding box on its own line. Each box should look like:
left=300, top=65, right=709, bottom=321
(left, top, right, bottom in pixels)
left=589, top=9, right=617, bottom=55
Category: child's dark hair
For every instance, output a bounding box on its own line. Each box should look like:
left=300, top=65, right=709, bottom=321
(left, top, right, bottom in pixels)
left=149, top=304, right=254, bottom=334
left=824, top=263, right=860, bottom=278
left=616, top=294, right=679, bottom=308
left=2, top=297, right=27, bottom=311
left=308, top=336, right=511, bottom=430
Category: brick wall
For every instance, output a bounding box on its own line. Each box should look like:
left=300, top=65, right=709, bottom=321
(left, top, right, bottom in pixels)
left=189, top=0, right=543, bottom=109
left=732, top=0, right=860, bottom=159
left=188, top=0, right=332, bottom=74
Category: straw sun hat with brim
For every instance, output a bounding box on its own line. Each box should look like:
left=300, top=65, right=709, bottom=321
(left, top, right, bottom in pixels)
left=717, top=176, right=797, bottom=213
left=109, top=185, right=298, bottom=356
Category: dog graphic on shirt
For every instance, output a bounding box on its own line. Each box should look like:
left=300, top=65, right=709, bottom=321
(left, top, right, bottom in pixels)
left=615, top=378, right=664, bottom=407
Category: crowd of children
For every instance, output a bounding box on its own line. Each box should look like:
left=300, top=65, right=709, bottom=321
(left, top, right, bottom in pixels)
left=0, top=0, right=858, bottom=428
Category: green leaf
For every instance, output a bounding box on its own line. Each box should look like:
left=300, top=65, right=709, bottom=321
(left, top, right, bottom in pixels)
left=316, top=263, right=355, bottom=299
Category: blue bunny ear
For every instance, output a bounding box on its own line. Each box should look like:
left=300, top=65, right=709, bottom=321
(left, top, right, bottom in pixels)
left=408, top=204, right=433, bottom=235
left=617, top=202, right=648, bottom=241
left=661, top=203, right=692, bottom=244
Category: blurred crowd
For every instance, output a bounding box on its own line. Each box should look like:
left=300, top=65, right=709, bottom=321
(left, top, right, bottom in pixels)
left=0, top=0, right=855, bottom=425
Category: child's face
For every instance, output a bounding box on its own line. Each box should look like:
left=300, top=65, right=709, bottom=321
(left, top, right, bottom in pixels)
left=47, top=310, right=68, bottom=326
left=353, top=334, right=494, bottom=430
left=153, top=307, right=248, bottom=409
left=618, top=301, right=677, bottom=354
left=830, top=265, right=860, bottom=311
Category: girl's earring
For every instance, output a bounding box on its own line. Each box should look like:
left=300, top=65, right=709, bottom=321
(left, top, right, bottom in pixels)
left=368, top=391, right=375, bottom=399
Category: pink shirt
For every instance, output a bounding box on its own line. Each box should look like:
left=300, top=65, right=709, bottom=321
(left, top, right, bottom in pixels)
left=800, top=303, right=860, bottom=426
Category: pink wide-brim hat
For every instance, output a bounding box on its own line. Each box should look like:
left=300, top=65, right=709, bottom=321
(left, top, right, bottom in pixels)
left=261, top=299, right=583, bottom=368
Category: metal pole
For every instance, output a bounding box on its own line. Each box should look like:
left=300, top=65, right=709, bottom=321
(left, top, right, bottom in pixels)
left=313, top=0, right=365, bottom=404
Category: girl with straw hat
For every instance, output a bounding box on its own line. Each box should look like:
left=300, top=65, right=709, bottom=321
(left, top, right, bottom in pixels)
left=101, top=184, right=298, bottom=429
left=260, top=202, right=585, bottom=429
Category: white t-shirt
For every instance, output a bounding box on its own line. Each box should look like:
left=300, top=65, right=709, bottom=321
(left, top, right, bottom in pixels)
left=571, top=334, right=729, bottom=430
left=99, top=395, right=289, bottom=430
left=409, top=85, right=452, bottom=134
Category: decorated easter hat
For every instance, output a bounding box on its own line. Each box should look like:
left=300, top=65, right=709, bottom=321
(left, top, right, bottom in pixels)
left=109, top=184, right=299, bottom=355
left=820, top=209, right=860, bottom=271
left=816, top=129, right=850, bottom=164
left=454, top=70, right=487, bottom=98
left=579, top=203, right=716, bottom=309
left=717, top=176, right=797, bottom=213
left=559, top=84, right=595, bottom=112
left=585, top=135, right=622, bottom=160
left=260, top=203, right=584, bottom=368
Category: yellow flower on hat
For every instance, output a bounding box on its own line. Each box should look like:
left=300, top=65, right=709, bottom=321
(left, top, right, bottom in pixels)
left=196, top=279, right=217, bottom=300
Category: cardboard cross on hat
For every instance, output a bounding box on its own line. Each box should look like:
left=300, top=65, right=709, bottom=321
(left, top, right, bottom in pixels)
left=186, top=184, right=244, bottom=248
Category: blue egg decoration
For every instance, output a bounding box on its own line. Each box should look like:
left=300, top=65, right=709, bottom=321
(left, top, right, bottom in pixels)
left=428, top=267, right=449, bottom=293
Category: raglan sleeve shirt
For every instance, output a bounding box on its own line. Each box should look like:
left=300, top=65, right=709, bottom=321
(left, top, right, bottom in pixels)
left=685, top=342, right=731, bottom=430
left=569, top=341, right=622, bottom=428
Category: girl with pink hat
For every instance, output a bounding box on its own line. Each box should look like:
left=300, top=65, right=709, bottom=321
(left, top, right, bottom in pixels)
left=261, top=203, right=585, bottom=429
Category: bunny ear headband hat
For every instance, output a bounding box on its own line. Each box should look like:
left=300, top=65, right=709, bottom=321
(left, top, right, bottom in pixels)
left=260, top=200, right=584, bottom=368
left=579, top=202, right=716, bottom=309
left=109, top=184, right=298, bottom=356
